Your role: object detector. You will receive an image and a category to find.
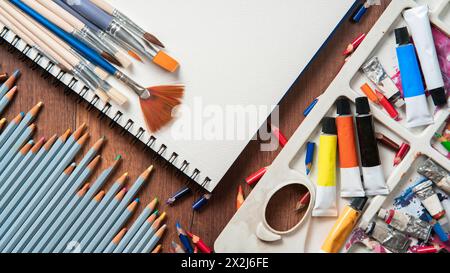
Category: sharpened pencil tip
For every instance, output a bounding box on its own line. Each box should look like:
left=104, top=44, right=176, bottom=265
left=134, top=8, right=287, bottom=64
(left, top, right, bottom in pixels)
left=115, top=155, right=122, bottom=161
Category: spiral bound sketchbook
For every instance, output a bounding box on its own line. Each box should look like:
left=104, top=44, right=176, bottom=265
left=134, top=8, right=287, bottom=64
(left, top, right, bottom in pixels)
left=0, top=0, right=356, bottom=192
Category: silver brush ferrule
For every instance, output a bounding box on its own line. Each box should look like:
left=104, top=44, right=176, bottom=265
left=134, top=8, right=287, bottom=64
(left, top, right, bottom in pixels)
left=114, top=71, right=150, bottom=99
left=107, top=20, right=155, bottom=58
left=84, top=27, right=117, bottom=55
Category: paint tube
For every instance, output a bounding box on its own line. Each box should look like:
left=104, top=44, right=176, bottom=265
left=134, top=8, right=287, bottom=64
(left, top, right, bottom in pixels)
left=321, top=197, right=367, bottom=253
left=413, top=180, right=446, bottom=220
left=395, top=27, right=434, bottom=128
left=404, top=5, right=447, bottom=107
left=441, top=199, right=450, bottom=229
left=362, top=221, right=411, bottom=253
left=313, top=117, right=338, bottom=217
left=361, top=57, right=404, bottom=108
left=355, top=97, right=389, bottom=196
left=335, top=98, right=365, bottom=197
left=378, top=209, right=432, bottom=241
left=417, top=158, right=450, bottom=194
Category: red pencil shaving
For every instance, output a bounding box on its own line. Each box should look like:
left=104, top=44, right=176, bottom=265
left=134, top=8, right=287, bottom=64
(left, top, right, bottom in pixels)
left=295, top=192, right=311, bottom=211
left=343, top=33, right=366, bottom=56
left=375, top=90, right=399, bottom=120
left=393, top=143, right=410, bottom=166
left=186, top=231, right=213, bottom=254
left=245, top=166, right=268, bottom=186
left=271, top=125, right=288, bottom=148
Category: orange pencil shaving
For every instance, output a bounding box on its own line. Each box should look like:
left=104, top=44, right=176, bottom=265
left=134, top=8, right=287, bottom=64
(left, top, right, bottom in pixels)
left=360, top=83, right=380, bottom=104
left=236, top=185, right=245, bottom=211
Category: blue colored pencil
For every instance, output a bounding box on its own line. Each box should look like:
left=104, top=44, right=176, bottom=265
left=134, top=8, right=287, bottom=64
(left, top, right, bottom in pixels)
left=0, top=69, right=20, bottom=98
left=142, top=224, right=167, bottom=253
left=0, top=124, right=36, bottom=175
left=112, top=198, right=158, bottom=253
left=0, top=139, right=34, bottom=183
left=132, top=212, right=166, bottom=253
left=176, top=222, right=194, bottom=253
left=0, top=86, right=17, bottom=114
left=0, top=112, right=24, bottom=153
left=305, top=142, right=316, bottom=175
left=104, top=228, right=128, bottom=253
left=123, top=210, right=159, bottom=253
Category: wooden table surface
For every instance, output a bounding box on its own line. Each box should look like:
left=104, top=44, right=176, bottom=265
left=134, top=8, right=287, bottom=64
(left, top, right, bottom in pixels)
left=0, top=1, right=390, bottom=253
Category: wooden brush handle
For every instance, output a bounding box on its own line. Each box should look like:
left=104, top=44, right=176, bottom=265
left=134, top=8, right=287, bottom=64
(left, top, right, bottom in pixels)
left=38, top=0, right=85, bottom=31
left=89, top=0, right=115, bottom=15
left=1, top=1, right=79, bottom=67
left=0, top=9, right=72, bottom=70
left=21, top=0, right=76, bottom=34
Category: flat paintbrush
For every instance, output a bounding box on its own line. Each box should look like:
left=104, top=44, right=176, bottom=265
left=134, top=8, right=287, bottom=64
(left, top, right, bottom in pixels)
left=61, top=0, right=179, bottom=72
left=36, top=0, right=131, bottom=68
left=89, top=0, right=165, bottom=48
left=10, top=0, right=184, bottom=131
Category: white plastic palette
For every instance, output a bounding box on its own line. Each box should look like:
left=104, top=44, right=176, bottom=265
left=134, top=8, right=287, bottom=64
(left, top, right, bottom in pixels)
left=215, top=0, right=450, bottom=253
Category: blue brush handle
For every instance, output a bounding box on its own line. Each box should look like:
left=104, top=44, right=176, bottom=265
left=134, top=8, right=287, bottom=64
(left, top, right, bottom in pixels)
left=62, top=0, right=113, bottom=31
left=10, top=0, right=117, bottom=75
left=54, top=0, right=101, bottom=33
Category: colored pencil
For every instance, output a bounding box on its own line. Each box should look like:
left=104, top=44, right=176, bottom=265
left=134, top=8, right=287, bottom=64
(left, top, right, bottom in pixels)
left=0, top=123, right=36, bottom=174
left=303, top=97, right=319, bottom=117
left=435, top=133, right=450, bottom=152
left=57, top=173, right=128, bottom=253
left=0, top=73, right=8, bottom=82
left=295, top=192, right=311, bottom=211
left=166, top=186, right=192, bottom=205
left=245, top=166, right=268, bottom=186
left=142, top=224, right=167, bottom=253
left=123, top=210, right=159, bottom=253
left=271, top=125, right=288, bottom=148
left=0, top=139, right=34, bottom=182
left=171, top=241, right=185, bottom=254
left=236, top=185, right=244, bottom=211
left=0, top=134, right=58, bottom=208
left=193, top=193, right=212, bottom=211
left=305, top=142, right=315, bottom=175
left=152, top=244, right=162, bottom=254
left=89, top=0, right=164, bottom=48
left=0, top=102, right=42, bottom=161
left=375, top=132, right=400, bottom=151
left=0, top=132, right=87, bottom=251
left=0, top=112, right=24, bottom=149
left=45, top=155, right=120, bottom=253
left=343, top=33, right=366, bottom=56
left=104, top=228, right=128, bottom=253
left=55, top=190, right=105, bottom=253
left=0, top=118, right=7, bottom=132
left=360, top=83, right=380, bottom=104
left=0, top=69, right=20, bottom=98
left=393, top=143, right=410, bottom=166
left=132, top=212, right=166, bottom=253
left=176, top=221, right=193, bottom=253
left=37, top=155, right=103, bottom=253
left=94, top=199, right=140, bottom=253
left=112, top=198, right=158, bottom=253
left=186, top=231, right=213, bottom=254
left=82, top=165, right=153, bottom=252
left=0, top=86, right=17, bottom=114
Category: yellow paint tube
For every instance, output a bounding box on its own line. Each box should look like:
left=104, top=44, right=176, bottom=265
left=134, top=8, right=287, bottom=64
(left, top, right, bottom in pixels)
left=313, top=117, right=338, bottom=217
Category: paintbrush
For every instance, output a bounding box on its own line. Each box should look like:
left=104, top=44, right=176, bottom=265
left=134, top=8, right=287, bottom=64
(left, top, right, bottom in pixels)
left=36, top=0, right=131, bottom=68
left=0, top=6, right=123, bottom=105
left=61, top=0, right=179, bottom=72
left=89, top=0, right=164, bottom=48
left=10, top=0, right=183, bottom=131
left=53, top=0, right=142, bottom=63
left=19, top=0, right=122, bottom=67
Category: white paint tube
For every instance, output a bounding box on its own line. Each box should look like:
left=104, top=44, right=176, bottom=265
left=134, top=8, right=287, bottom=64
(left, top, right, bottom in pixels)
left=404, top=5, right=447, bottom=107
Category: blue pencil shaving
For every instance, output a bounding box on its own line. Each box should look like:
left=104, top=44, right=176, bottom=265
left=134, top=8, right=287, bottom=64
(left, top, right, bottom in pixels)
left=303, top=98, right=319, bottom=117
left=167, top=186, right=192, bottom=205
left=193, top=193, right=212, bottom=211
left=305, top=142, right=316, bottom=175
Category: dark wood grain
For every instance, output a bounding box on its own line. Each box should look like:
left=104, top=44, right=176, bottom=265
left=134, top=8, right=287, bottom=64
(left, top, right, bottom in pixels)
left=0, top=1, right=390, bottom=253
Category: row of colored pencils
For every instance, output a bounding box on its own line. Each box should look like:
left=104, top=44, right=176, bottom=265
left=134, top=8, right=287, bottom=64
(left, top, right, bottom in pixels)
left=0, top=0, right=184, bottom=132
left=172, top=222, right=213, bottom=254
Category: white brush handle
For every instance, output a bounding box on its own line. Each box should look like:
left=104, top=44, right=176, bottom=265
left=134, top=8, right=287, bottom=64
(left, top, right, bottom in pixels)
left=20, top=0, right=76, bottom=34
left=38, top=0, right=85, bottom=31
left=1, top=1, right=79, bottom=67
left=0, top=8, right=72, bottom=71
left=89, top=0, right=115, bottom=15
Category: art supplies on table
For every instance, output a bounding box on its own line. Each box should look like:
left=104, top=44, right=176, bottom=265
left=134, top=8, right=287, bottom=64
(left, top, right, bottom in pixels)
left=0, top=0, right=357, bottom=193
left=216, top=0, right=450, bottom=253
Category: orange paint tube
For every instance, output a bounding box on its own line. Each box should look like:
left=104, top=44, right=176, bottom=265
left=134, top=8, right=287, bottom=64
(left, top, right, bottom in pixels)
left=321, top=197, right=368, bottom=253
left=336, top=98, right=365, bottom=197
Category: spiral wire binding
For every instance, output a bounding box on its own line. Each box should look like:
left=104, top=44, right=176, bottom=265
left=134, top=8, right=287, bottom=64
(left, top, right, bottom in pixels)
left=0, top=25, right=213, bottom=194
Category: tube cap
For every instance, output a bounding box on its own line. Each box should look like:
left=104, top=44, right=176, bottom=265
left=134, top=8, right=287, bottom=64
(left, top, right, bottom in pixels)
left=322, top=117, right=337, bottom=135
left=356, top=97, right=371, bottom=114
left=429, top=87, right=447, bottom=107
left=395, top=27, right=411, bottom=45
left=377, top=208, right=389, bottom=220
left=336, top=97, right=352, bottom=115
left=350, top=197, right=368, bottom=211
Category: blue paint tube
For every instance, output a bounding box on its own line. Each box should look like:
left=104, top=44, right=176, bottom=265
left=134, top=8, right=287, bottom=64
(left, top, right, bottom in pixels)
left=395, top=27, right=434, bottom=128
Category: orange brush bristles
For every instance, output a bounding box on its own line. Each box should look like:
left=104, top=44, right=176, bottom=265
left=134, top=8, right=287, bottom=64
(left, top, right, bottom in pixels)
left=128, top=50, right=143, bottom=62
left=153, top=51, right=179, bottom=73
left=140, top=85, right=184, bottom=132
